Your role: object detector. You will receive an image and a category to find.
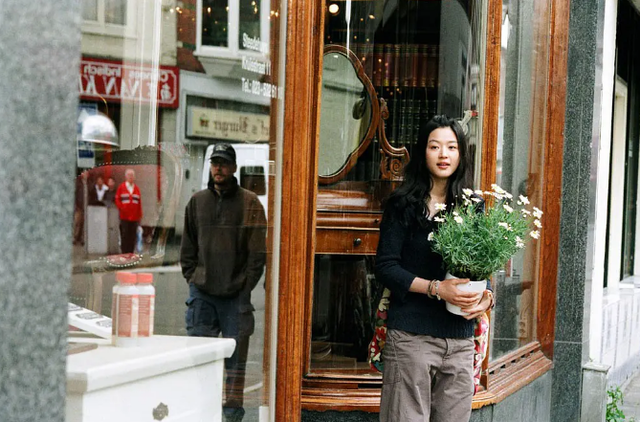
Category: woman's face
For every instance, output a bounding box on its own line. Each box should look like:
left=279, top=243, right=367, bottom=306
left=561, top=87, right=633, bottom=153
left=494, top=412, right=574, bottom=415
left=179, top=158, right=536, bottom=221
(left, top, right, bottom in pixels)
left=425, top=127, right=461, bottom=182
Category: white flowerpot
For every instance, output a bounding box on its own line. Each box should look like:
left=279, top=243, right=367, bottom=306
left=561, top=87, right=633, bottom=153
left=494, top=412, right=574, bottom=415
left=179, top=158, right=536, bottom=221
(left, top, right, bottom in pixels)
left=444, top=273, right=486, bottom=316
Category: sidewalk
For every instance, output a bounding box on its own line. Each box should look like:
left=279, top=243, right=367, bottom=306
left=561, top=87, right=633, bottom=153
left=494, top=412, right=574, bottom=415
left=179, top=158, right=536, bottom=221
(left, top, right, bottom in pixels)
left=622, top=370, right=640, bottom=420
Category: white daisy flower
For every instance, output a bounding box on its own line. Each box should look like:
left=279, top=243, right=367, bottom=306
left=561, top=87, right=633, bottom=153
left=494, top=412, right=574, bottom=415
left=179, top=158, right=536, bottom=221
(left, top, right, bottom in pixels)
left=533, top=207, right=543, bottom=219
left=463, top=188, right=474, bottom=196
left=534, top=219, right=542, bottom=228
left=428, top=232, right=434, bottom=241
left=498, top=222, right=512, bottom=231
left=454, top=216, right=464, bottom=224
left=435, top=203, right=447, bottom=211
left=503, top=204, right=514, bottom=213
left=491, top=184, right=506, bottom=194
left=475, top=189, right=484, bottom=196
left=434, top=216, right=445, bottom=223
left=521, top=209, right=532, bottom=216
left=471, top=197, right=482, bottom=203
left=519, top=195, right=530, bottom=205
left=530, top=230, right=540, bottom=239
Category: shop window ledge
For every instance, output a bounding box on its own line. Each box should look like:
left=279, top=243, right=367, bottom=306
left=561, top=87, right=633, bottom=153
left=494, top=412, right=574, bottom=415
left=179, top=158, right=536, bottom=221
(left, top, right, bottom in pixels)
left=301, top=342, right=552, bottom=413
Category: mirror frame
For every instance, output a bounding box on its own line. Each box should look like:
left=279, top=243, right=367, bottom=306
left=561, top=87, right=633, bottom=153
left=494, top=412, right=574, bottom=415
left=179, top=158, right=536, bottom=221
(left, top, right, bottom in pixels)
left=318, top=44, right=380, bottom=185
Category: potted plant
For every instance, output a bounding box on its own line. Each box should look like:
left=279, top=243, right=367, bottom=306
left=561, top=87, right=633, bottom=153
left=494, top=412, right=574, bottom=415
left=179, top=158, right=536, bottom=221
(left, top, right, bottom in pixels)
left=430, top=184, right=543, bottom=315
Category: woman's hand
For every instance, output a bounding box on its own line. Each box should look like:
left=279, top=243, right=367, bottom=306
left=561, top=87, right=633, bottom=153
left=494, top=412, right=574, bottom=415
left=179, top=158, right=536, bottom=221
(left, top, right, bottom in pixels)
left=437, top=278, right=482, bottom=308
left=461, top=290, right=493, bottom=320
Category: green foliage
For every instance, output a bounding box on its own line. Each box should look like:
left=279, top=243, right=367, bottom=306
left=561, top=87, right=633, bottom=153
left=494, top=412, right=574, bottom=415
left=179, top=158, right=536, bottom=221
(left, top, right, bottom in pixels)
left=607, top=387, right=630, bottom=422
left=430, top=186, right=542, bottom=280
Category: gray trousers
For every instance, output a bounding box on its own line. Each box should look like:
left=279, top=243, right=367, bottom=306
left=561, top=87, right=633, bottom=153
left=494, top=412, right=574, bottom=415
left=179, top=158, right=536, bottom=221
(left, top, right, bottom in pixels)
left=380, top=329, right=475, bottom=422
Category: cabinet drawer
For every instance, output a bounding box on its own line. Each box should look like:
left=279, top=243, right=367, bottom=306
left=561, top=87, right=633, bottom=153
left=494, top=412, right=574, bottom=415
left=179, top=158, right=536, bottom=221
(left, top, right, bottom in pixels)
left=316, top=228, right=379, bottom=255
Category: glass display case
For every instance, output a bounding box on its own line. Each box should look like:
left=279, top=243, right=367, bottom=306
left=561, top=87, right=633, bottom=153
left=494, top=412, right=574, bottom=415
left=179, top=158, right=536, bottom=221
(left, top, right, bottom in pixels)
left=309, top=0, right=488, bottom=389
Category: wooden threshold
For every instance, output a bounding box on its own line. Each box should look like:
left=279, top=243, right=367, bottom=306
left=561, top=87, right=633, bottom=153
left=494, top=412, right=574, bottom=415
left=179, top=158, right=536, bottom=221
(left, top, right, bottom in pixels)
left=300, top=342, right=552, bottom=413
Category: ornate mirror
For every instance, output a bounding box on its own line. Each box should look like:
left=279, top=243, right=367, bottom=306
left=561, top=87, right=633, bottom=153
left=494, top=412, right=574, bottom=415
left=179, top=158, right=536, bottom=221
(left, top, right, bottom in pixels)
left=318, top=45, right=380, bottom=184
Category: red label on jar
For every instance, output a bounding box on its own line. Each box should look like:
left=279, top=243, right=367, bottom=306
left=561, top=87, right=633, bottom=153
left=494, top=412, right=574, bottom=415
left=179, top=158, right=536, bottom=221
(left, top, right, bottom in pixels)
left=138, top=295, right=155, bottom=337
left=117, top=294, right=139, bottom=338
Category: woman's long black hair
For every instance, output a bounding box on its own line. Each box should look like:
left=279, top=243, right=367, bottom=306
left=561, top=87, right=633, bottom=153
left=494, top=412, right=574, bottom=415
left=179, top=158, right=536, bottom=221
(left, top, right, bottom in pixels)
left=385, top=115, right=474, bottom=227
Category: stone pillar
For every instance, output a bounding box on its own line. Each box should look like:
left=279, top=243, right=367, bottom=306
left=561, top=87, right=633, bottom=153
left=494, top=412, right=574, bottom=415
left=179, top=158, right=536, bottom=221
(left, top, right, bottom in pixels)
left=552, top=0, right=602, bottom=421
left=0, top=1, right=80, bottom=421
left=581, top=362, right=610, bottom=422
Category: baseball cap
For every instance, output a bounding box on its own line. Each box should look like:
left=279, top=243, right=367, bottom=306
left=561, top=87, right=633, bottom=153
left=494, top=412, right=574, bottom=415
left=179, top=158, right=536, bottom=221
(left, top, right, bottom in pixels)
left=209, top=143, right=236, bottom=163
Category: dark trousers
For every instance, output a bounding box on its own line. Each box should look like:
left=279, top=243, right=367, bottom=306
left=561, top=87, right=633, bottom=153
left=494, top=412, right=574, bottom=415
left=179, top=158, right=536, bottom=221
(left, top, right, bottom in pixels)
left=185, top=284, right=254, bottom=418
left=119, top=220, right=138, bottom=253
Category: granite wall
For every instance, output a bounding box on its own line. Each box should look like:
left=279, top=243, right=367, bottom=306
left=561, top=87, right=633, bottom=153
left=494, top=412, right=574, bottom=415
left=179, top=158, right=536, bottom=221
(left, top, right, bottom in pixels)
left=0, top=1, right=80, bottom=421
left=551, top=0, right=601, bottom=420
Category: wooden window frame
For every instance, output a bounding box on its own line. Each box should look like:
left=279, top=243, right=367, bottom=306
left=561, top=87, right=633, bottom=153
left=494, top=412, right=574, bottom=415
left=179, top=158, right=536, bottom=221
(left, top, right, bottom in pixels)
left=274, top=0, right=570, bottom=419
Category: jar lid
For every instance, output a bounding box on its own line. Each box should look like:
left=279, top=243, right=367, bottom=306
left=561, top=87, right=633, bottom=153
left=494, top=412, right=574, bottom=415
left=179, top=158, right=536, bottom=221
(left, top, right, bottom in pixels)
left=137, top=273, right=153, bottom=284
left=116, top=271, right=137, bottom=284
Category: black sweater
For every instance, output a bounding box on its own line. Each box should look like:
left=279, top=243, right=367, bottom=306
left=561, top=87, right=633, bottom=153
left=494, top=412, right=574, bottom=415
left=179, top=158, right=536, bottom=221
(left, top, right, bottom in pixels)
left=375, top=206, right=489, bottom=339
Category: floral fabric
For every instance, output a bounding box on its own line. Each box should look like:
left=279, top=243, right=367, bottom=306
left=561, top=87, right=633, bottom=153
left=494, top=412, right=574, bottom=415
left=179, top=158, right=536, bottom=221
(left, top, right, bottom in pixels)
left=368, top=290, right=490, bottom=394
left=368, top=288, right=391, bottom=373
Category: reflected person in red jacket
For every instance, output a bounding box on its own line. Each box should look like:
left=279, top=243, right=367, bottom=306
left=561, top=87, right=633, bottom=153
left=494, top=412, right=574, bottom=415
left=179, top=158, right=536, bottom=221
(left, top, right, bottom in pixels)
left=115, top=169, right=142, bottom=254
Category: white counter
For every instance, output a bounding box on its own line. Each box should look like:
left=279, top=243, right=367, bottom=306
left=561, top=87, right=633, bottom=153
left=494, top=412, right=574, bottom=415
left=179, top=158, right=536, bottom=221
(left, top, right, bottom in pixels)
left=67, top=335, right=236, bottom=422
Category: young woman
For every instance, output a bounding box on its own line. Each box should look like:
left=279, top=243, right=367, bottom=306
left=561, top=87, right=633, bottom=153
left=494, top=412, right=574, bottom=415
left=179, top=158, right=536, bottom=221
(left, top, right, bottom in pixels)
left=375, top=115, right=493, bottom=422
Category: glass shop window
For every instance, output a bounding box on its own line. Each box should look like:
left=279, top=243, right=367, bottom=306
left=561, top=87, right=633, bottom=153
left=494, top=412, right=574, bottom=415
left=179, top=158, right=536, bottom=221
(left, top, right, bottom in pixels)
left=311, top=0, right=487, bottom=378
left=81, top=0, right=133, bottom=37
left=492, top=0, right=552, bottom=359
left=201, top=0, right=230, bottom=47
left=70, top=0, right=287, bottom=420
left=199, top=0, right=270, bottom=57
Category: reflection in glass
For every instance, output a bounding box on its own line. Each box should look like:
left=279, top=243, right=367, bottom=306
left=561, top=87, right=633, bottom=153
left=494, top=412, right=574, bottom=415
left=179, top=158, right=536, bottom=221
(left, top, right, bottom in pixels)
left=72, top=0, right=286, bottom=419
left=318, top=51, right=372, bottom=178
left=492, top=0, right=551, bottom=359
left=105, top=0, right=127, bottom=25
left=202, top=0, right=229, bottom=47
left=78, top=112, right=119, bottom=147
left=82, top=0, right=98, bottom=21
left=239, top=0, right=261, bottom=49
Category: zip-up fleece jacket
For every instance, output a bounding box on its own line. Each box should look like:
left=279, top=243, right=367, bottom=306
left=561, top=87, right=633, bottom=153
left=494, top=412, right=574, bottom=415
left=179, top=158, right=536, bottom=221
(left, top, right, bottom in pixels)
left=180, top=178, right=267, bottom=299
left=115, top=182, right=143, bottom=221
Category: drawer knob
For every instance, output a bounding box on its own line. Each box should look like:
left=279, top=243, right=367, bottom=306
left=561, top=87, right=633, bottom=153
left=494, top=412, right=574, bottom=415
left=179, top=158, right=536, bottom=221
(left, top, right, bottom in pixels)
left=152, top=402, right=169, bottom=420
left=353, top=238, right=362, bottom=247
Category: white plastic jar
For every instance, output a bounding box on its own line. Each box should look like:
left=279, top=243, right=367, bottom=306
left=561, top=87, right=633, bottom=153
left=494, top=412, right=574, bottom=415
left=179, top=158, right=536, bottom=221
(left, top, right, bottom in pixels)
left=114, top=271, right=139, bottom=347
left=136, top=272, right=155, bottom=346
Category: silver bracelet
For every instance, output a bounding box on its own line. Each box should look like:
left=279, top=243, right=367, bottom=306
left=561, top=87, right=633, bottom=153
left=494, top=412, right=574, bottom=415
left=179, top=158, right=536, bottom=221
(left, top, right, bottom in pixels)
left=435, top=280, right=441, bottom=301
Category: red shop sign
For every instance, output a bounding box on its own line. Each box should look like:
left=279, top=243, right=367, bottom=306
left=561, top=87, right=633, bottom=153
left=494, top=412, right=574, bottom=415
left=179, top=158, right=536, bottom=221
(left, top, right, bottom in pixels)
left=79, top=57, right=179, bottom=109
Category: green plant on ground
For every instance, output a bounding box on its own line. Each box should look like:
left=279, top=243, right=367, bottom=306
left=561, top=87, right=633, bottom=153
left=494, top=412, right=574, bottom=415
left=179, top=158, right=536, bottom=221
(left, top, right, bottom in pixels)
left=607, top=386, right=634, bottom=422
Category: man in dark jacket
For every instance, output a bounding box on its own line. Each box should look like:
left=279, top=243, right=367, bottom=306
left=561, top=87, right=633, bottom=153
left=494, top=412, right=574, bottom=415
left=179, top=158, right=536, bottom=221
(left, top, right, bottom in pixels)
left=180, top=143, right=266, bottom=422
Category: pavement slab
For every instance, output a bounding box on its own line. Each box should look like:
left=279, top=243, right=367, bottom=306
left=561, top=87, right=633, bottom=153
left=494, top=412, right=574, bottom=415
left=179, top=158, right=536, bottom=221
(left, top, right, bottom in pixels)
left=622, top=371, right=640, bottom=421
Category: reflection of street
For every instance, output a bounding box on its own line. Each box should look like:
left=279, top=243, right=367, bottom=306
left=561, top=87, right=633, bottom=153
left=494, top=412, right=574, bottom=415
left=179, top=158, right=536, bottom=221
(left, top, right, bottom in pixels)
left=70, top=247, right=267, bottom=420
